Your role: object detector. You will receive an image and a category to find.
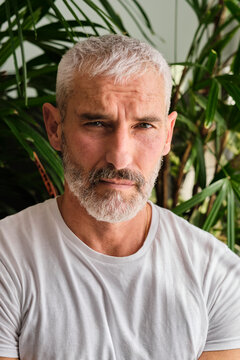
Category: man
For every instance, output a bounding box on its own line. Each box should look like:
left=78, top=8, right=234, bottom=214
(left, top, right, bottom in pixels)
left=0, top=35, right=240, bottom=360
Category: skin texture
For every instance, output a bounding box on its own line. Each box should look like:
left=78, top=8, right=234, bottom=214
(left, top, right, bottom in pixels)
left=43, top=70, right=176, bottom=257
left=198, top=349, right=240, bottom=359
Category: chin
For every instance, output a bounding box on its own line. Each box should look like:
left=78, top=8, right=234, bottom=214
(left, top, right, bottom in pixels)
left=79, top=188, right=147, bottom=223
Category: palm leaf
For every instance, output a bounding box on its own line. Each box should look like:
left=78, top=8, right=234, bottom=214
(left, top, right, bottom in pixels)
left=99, top=0, right=127, bottom=33
left=202, top=181, right=228, bottom=231
left=205, top=80, right=219, bottom=127
left=172, top=179, right=225, bottom=215
left=4, top=0, right=21, bottom=95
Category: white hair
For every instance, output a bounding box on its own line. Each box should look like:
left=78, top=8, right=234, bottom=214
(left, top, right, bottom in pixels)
left=56, top=34, right=172, bottom=118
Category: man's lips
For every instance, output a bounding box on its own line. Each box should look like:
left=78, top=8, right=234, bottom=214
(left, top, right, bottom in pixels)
left=99, top=178, right=135, bottom=187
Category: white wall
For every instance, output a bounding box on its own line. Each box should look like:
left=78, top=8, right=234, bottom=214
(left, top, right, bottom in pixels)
left=109, top=0, right=198, bottom=63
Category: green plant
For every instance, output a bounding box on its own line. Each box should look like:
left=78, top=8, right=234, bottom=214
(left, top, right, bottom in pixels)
left=156, top=0, right=240, bottom=252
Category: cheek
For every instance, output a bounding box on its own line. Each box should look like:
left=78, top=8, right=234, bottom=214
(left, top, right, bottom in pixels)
left=135, top=133, right=166, bottom=173
left=67, top=133, right=105, bottom=164
left=137, top=132, right=166, bottom=158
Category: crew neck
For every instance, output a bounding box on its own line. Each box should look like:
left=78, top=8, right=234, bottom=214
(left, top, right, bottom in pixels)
left=48, top=198, right=159, bottom=265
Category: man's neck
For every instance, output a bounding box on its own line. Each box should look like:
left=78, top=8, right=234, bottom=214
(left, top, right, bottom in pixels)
left=57, top=189, right=151, bottom=257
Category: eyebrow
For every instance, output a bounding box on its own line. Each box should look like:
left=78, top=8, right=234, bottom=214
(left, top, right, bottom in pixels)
left=78, top=113, right=112, bottom=121
left=136, top=116, right=163, bottom=123
left=77, top=112, right=164, bottom=123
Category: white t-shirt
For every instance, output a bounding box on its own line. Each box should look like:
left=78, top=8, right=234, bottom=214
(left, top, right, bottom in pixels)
left=0, top=199, right=240, bottom=360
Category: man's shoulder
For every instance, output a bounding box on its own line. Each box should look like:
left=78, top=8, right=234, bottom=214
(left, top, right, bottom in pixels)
left=0, top=198, right=56, bottom=244
left=0, top=198, right=55, bottom=225
left=0, top=198, right=58, bottom=272
left=151, top=203, right=240, bottom=286
left=151, top=202, right=230, bottom=256
left=152, top=202, right=209, bottom=236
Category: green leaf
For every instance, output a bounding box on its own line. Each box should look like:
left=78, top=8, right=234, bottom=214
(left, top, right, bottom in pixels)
left=69, top=0, right=100, bottom=35
left=4, top=116, right=64, bottom=187
left=232, top=180, right=240, bottom=202
left=195, top=136, right=206, bottom=189
left=13, top=95, right=56, bottom=108
left=99, top=0, right=127, bottom=33
left=0, top=38, right=17, bottom=66
left=60, top=0, right=101, bottom=38
left=12, top=0, right=28, bottom=105
left=35, top=19, right=106, bottom=32
left=81, top=0, right=116, bottom=33
left=214, top=25, right=240, bottom=54
left=170, top=61, right=207, bottom=72
left=206, top=49, right=217, bottom=74
left=197, top=17, right=237, bottom=64
left=202, top=180, right=228, bottom=231
left=176, top=114, right=198, bottom=134
left=227, top=184, right=235, bottom=251
left=216, top=74, right=240, bottom=85
left=225, top=0, right=240, bottom=23
left=185, top=0, right=203, bottom=20
left=194, top=94, right=226, bottom=127
left=46, top=0, right=76, bottom=42
left=205, top=80, right=219, bottom=127
left=172, top=179, right=225, bottom=215
left=22, top=5, right=42, bottom=32
left=21, top=124, right=63, bottom=184
left=61, top=0, right=86, bottom=38
left=132, top=0, right=154, bottom=33
left=118, top=0, right=156, bottom=45
left=26, top=0, right=37, bottom=39
left=26, top=41, right=65, bottom=58
left=5, top=0, right=21, bottom=95
left=232, top=41, right=240, bottom=74
left=21, top=28, right=90, bottom=43
left=218, top=79, right=240, bottom=111
left=3, top=117, right=34, bottom=159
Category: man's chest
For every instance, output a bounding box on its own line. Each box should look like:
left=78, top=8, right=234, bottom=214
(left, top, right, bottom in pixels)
left=19, top=254, right=208, bottom=360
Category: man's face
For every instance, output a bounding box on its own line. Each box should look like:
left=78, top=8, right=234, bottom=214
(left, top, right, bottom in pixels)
left=58, top=70, right=175, bottom=222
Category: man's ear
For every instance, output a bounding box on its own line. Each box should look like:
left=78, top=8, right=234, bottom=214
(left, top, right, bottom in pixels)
left=42, top=103, right=62, bottom=151
left=162, top=111, right=177, bottom=156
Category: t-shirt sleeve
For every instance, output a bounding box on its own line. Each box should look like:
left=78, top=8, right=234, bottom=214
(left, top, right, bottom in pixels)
left=0, top=260, right=21, bottom=358
left=203, top=245, right=240, bottom=351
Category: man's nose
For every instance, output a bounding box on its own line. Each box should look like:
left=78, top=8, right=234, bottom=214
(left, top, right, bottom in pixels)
left=105, top=126, right=133, bottom=170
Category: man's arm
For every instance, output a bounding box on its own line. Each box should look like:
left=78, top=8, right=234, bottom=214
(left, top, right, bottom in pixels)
left=199, top=349, right=240, bottom=359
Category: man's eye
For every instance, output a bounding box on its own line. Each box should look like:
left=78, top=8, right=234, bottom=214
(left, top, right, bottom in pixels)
left=85, top=121, right=104, bottom=127
left=137, top=123, right=153, bottom=129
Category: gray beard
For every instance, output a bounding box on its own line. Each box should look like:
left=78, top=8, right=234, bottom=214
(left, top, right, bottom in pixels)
left=61, top=134, right=162, bottom=223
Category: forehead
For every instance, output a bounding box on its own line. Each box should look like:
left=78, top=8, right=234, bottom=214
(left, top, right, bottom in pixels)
left=68, top=70, right=166, bottom=114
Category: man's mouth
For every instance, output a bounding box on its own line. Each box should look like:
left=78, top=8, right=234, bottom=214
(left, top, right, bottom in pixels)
left=99, top=178, right=135, bottom=187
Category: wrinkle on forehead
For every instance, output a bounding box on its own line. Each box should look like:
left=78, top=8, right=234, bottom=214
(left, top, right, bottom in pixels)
left=70, top=71, right=167, bottom=117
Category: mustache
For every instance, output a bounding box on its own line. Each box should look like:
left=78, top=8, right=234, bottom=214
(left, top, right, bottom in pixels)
left=88, top=166, right=146, bottom=188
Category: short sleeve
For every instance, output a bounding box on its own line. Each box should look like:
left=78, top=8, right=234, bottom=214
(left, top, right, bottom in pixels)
left=0, top=260, right=21, bottom=358
left=204, top=246, right=240, bottom=351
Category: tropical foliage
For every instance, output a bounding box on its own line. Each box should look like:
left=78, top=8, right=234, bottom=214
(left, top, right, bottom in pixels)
left=0, top=0, right=239, bottom=253
left=165, top=0, right=240, bottom=253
